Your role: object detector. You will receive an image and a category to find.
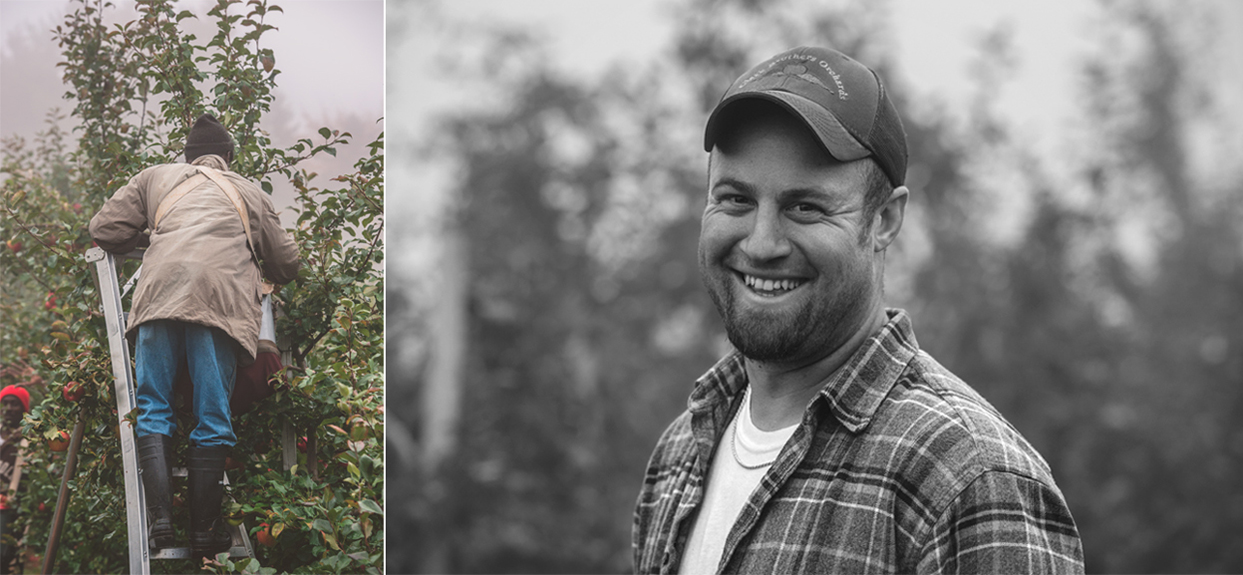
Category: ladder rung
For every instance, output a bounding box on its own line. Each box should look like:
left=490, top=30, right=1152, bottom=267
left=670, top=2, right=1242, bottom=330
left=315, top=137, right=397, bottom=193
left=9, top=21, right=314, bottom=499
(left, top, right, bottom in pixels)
left=151, top=545, right=251, bottom=560
left=169, top=468, right=231, bottom=485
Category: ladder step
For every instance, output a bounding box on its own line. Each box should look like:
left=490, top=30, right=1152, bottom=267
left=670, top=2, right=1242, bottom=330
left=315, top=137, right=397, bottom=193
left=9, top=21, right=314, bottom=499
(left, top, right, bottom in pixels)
left=151, top=545, right=251, bottom=560
left=150, top=518, right=252, bottom=561
left=169, top=467, right=231, bottom=484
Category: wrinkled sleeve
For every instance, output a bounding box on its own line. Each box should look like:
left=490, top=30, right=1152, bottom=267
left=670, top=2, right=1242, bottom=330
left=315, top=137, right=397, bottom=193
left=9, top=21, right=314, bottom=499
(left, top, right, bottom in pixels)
left=252, top=193, right=301, bottom=285
left=919, top=471, right=1084, bottom=574
left=89, top=171, right=151, bottom=254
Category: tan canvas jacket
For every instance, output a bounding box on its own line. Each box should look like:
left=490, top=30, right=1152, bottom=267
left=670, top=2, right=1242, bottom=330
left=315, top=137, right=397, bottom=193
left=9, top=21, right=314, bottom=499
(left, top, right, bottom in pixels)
left=89, top=155, right=300, bottom=362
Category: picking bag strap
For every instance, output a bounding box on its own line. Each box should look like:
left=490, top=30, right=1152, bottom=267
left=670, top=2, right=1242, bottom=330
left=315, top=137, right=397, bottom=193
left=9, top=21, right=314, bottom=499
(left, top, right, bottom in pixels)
left=152, top=172, right=209, bottom=231
left=196, top=166, right=258, bottom=263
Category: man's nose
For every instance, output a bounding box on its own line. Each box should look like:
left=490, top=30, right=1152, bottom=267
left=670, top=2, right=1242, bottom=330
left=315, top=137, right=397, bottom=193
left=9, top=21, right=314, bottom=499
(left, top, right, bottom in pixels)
left=740, top=207, right=792, bottom=261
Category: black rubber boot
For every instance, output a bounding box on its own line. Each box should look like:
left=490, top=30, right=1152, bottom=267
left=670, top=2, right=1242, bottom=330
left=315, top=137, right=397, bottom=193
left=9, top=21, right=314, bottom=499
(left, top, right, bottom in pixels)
left=187, top=445, right=233, bottom=559
left=136, top=434, right=175, bottom=550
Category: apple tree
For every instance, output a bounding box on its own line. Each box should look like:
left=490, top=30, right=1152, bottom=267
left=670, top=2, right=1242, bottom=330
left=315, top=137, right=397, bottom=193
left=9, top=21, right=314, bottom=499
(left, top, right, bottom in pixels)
left=0, top=1, right=382, bottom=573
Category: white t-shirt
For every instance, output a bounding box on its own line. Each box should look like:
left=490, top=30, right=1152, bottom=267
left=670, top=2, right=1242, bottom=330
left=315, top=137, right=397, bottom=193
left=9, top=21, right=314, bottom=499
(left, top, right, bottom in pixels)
left=679, top=386, right=798, bottom=574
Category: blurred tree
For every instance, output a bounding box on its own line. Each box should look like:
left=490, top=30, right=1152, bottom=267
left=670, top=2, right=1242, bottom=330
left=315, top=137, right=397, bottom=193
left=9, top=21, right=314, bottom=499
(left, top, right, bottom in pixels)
left=1055, top=2, right=1243, bottom=571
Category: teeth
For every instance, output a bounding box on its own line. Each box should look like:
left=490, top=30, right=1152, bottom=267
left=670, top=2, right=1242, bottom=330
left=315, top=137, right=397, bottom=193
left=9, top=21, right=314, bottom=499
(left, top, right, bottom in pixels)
left=743, top=275, right=802, bottom=292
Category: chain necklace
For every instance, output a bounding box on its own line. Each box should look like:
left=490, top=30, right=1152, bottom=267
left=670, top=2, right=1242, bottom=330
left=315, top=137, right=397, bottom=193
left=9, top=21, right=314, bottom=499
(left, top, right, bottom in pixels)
left=729, top=386, right=778, bottom=470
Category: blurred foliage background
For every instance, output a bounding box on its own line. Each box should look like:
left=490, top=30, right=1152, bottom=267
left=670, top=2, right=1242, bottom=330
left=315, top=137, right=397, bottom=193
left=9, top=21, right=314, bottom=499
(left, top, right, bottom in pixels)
left=386, top=0, right=1243, bottom=572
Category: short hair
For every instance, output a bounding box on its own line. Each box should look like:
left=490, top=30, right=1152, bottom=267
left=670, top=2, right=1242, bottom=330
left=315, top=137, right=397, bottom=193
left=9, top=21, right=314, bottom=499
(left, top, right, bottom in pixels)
left=857, top=157, right=893, bottom=230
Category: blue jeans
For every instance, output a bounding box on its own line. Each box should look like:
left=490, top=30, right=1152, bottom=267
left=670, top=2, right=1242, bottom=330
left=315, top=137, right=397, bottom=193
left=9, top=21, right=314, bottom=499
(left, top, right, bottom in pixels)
left=135, top=320, right=237, bottom=447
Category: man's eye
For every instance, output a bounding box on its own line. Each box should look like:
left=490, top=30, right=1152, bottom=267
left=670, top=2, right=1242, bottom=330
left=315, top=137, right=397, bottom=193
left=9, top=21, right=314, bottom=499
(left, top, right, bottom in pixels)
left=792, top=203, right=825, bottom=215
left=716, top=194, right=751, bottom=207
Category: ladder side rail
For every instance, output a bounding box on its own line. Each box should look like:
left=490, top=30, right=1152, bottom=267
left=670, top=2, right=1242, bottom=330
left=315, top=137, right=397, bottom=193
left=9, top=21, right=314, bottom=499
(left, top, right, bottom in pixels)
left=86, top=247, right=151, bottom=575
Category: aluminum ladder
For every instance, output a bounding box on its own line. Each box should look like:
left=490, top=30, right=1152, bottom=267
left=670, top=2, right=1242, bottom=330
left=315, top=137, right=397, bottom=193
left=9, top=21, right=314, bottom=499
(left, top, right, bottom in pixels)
left=86, top=246, right=254, bottom=573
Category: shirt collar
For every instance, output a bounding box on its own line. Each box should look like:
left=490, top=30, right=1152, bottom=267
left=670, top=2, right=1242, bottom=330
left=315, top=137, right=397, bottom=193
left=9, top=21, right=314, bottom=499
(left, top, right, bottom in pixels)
left=690, top=308, right=919, bottom=435
left=815, top=308, right=919, bottom=432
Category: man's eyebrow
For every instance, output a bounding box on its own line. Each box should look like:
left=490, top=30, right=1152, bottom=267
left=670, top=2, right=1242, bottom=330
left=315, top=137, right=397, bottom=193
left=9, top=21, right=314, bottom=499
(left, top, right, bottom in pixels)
left=712, top=177, right=848, bottom=203
left=710, top=177, right=756, bottom=194
left=778, top=187, right=838, bottom=202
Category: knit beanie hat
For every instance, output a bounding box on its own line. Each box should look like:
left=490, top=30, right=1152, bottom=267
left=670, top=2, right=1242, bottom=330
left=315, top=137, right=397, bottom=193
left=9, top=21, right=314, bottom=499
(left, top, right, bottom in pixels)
left=0, top=385, right=30, bottom=412
left=184, top=113, right=234, bottom=163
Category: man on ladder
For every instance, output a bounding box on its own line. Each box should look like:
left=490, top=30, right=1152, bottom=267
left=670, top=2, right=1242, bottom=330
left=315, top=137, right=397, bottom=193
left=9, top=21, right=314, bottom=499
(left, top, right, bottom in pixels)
left=88, top=114, right=300, bottom=559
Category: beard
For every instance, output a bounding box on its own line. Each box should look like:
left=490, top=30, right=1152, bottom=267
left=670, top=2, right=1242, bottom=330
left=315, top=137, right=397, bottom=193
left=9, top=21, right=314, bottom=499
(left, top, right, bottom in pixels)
left=702, top=265, right=874, bottom=364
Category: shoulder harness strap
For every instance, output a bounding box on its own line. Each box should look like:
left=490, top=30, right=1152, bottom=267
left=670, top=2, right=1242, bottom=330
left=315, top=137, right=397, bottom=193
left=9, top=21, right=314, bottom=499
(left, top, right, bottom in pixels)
left=196, top=166, right=258, bottom=265
left=153, top=166, right=260, bottom=267
left=7, top=438, right=28, bottom=494
left=152, top=172, right=208, bottom=231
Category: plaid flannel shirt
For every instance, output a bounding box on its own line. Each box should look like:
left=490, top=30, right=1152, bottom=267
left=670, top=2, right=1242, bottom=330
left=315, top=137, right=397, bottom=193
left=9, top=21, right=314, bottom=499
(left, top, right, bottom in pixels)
left=633, top=309, right=1083, bottom=574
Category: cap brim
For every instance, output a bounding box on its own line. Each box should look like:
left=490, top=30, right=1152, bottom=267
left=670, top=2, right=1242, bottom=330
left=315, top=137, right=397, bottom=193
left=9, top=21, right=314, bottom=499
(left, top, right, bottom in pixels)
left=704, top=90, right=871, bottom=162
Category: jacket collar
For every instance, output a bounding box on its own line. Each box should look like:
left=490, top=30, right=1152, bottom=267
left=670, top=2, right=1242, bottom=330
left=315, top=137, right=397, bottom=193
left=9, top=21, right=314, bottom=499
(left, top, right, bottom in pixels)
left=690, top=308, right=919, bottom=437
left=190, top=154, right=230, bottom=172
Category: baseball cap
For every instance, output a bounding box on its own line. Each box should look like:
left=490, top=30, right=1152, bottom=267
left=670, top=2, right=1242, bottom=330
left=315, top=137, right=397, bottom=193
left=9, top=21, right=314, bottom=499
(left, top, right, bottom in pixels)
left=704, top=46, right=908, bottom=187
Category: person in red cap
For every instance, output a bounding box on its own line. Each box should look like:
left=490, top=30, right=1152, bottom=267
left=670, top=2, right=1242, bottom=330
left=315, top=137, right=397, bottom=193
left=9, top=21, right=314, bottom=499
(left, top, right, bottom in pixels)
left=1, top=385, right=30, bottom=574
left=89, top=114, right=301, bottom=559
left=633, top=47, right=1083, bottom=574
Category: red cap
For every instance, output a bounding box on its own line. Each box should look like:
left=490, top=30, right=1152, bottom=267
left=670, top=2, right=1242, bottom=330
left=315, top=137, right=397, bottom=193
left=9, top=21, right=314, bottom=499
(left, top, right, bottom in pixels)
left=1, top=385, right=30, bottom=412
left=704, top=46, right=908, bottom=187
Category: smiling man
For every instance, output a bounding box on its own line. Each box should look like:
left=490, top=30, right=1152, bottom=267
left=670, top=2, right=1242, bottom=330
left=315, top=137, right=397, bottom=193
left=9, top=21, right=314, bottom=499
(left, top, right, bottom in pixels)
left=633, top=47, right=1083, bottom=574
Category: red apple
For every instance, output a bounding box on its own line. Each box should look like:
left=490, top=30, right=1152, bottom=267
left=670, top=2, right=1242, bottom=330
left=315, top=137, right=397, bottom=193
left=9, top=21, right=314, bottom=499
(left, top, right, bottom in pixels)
left=256, top=523, right=276, bottom=547
left=49, top=431, right=70, bottom=452
left=6, top=240, right=21, bottom=253
left=62, top=381, right=85, bottom=402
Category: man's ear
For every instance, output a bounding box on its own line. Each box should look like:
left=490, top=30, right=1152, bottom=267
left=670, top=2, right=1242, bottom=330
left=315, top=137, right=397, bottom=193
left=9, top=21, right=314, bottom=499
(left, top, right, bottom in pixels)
left=872, top=186, right=908, bottom=252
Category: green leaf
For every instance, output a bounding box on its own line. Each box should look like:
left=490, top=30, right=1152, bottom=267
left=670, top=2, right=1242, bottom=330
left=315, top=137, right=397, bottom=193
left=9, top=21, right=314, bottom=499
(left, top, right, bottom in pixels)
left=312, top=518, right=334, bottom=533
left=358, top=499, right=382, bottom=515
left=323, top=532, right=340, bottom=551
